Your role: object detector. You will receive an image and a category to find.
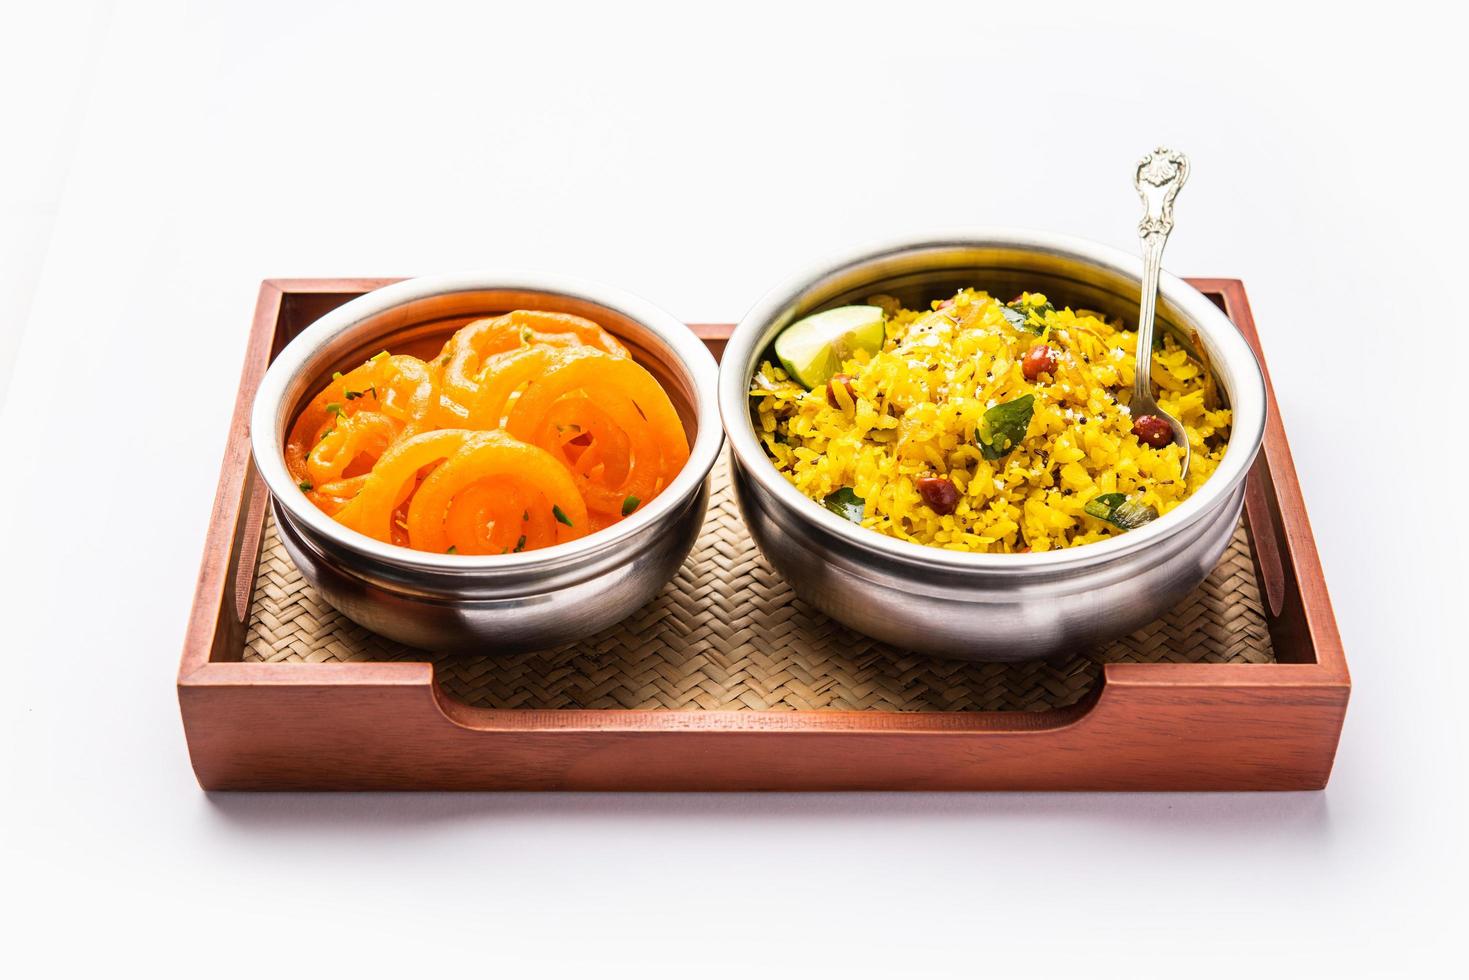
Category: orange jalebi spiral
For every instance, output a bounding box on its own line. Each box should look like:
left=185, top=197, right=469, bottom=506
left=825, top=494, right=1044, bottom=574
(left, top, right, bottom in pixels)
left=407, top=431, right=588, bottom=553
left=284, top=309, right=687, bottom=555
left=436, top=311, right=628, bottom=424
left=285, top=353, right=436, bottom=515
left=505, top=349, right=690, bottom=520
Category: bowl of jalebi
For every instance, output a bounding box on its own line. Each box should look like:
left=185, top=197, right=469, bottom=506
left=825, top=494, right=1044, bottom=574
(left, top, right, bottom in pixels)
left=250, top=273, right=722, bottom=652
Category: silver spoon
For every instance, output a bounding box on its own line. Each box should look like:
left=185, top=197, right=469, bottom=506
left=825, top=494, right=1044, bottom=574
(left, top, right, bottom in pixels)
left=1131, top=146, right=1191, bottom=478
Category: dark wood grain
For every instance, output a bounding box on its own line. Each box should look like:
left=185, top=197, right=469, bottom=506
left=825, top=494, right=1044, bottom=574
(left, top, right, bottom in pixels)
left=177, top=278, right=1349, bottom=791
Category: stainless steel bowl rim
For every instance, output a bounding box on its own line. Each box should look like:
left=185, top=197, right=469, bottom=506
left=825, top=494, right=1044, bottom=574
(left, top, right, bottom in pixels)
left=719, top=227, right=1267, bottom=575
left=251, top=271, right=723, bottom=576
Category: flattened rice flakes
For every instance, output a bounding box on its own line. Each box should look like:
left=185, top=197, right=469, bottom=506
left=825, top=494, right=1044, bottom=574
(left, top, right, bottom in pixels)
left=751, top=290, right=1231, bottom=553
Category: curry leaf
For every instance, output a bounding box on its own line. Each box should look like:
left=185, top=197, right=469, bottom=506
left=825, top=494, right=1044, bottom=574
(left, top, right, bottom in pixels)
left=1000, top=297, right=1054, bottom=333
left=975, top=394, right=1035, bottom=460
left=1112, top=499, right=1160, bottom=529
left=999, top=306, right=1032, bottom=332
left=1084, top=493, right=1127, bottom=521
left=1012, top=297, right=1055, bottom=316
left=822, top=487, right=865, bottom=524
left=1084, top=492, right=1159, bottom=530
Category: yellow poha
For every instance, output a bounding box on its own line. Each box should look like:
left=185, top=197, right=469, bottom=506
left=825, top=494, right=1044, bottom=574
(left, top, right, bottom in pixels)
left=750, top=289, right=1231, bottom=553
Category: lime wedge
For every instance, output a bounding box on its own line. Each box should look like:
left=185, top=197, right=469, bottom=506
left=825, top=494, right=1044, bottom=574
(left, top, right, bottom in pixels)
left=773, top=305, right=887, bottom=388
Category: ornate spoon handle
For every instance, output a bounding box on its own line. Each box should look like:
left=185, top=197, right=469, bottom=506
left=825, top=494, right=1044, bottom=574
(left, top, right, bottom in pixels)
left=1133, top=147, right=1190, bottom=397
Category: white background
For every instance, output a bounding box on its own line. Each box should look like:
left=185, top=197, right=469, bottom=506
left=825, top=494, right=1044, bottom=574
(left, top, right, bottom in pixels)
left=3, top=1, right=1465, bottom=975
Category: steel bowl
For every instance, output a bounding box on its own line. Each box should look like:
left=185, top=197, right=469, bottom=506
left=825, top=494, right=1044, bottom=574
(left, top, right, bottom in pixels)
left=719, top=229, right=1267, bottom=662
left=251, top=273, right=723, bottom=653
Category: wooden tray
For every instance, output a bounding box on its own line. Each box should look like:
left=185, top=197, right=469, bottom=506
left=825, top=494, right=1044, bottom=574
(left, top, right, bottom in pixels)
left=178, top=278, right=1349, bottom=791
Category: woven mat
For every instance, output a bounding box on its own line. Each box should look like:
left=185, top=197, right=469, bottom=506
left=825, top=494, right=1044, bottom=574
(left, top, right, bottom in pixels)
left=244, top=452, right=1274, bottom=711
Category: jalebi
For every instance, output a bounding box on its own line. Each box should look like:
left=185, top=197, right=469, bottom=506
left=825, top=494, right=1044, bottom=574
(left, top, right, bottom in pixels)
left=284, top=311, right=686, bottom=555
left=434, top=310, right=629, bottom=424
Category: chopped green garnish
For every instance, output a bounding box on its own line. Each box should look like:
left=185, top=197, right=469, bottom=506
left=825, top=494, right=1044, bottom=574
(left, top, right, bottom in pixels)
left=345, top=385, right=377, bottom=401
left=552, top=505, right=574, bottom=527
left=369, top=350, right=389, bottom=362
left=523, top=510, right=529, bottom=521
left=298, top=480, right=313, bottom=492
left=822, top=487, right=865, bottom=524
left=621, top=495, right=641, bottom=516
left=325, top=401, right=344, bottom=417
left=514, top=535, right=527, bottom=553
left=446, top=545, right=457, bottom=554
left=1084, top=492, right=1160, bottom=530
left=976, top=394, right=1035, bottom=460
left=331, top=371, right=343, bottom=380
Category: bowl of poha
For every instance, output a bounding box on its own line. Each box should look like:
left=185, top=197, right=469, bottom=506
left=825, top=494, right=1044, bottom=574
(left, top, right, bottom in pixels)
left=718, top=229, right=1267, bottom=661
